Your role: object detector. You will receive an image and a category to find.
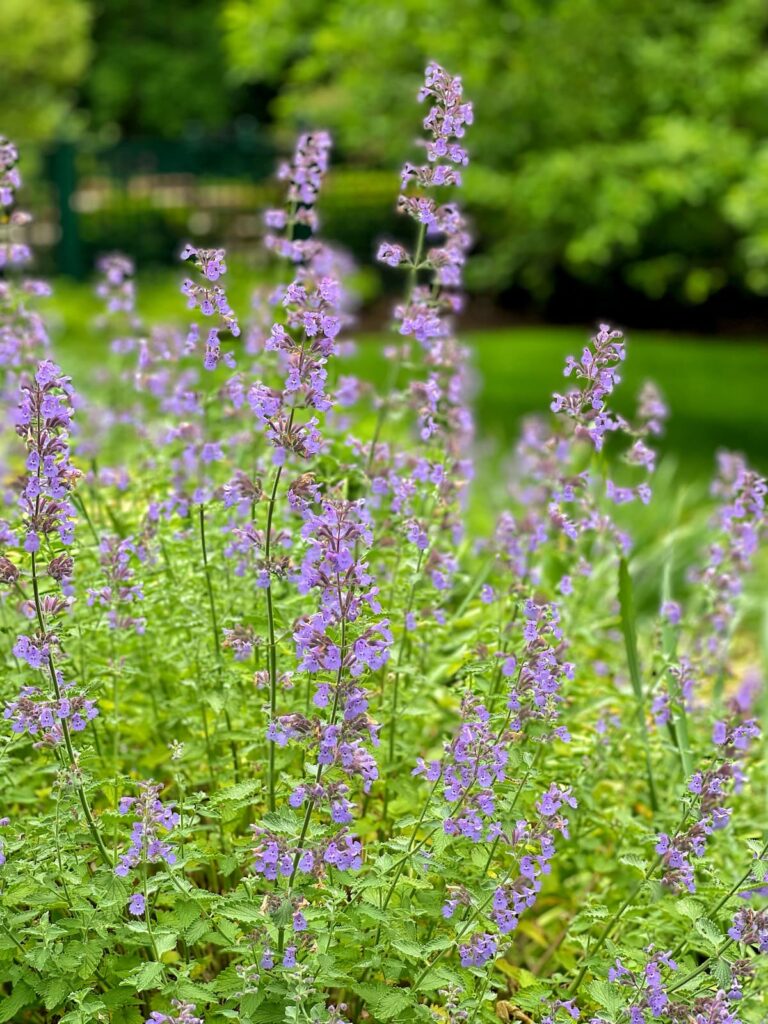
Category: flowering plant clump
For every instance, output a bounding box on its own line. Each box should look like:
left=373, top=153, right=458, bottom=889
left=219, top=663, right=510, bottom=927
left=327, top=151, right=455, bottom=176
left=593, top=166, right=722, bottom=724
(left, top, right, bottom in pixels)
left=0, top=67, right=766, bottom=1024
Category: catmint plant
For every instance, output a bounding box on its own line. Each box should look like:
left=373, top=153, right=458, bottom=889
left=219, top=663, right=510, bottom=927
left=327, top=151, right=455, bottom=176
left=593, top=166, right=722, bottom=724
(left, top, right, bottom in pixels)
left=0, top=72, right=766, bottom=1024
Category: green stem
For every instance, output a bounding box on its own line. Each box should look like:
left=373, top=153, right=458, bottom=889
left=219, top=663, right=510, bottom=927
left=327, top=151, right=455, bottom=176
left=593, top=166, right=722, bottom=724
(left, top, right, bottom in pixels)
left=199, top=503, right=240, bottom=783
left=567, top=856, right=661, bottom=996
left=667, top=938, right=732, bottom=993
left=373, top=776, right=441, bottom=945
left=31, top=552, right=112, bottom=868
left=142, top=864, right=161, bottom=963
left=366, top=219, right=428, bottom=474
left=277, top=614, right=346, bottom=953
left=387, top=549, right=425, bottom=765
left=669, top=838, right=768, bottom=964
left=414, top=863, right=516, bottom=990
left=618, top=558, right=659, bottom=813
left=264, top=464, right=284, bottom=813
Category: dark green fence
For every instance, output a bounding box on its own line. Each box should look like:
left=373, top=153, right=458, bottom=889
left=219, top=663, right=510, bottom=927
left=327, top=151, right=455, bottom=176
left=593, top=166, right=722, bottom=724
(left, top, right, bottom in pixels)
left=39, top=133, right=277, bottom=277
left=26, top=135, right=403, bottom=282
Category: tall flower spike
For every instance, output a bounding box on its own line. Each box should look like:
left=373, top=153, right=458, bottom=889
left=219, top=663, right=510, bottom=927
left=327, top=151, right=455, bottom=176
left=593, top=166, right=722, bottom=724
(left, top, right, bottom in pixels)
left=0, top=137, right=32, bottom=269
left=0, top=139, right=51, bottom=392
left=695, top=453, right=766, bottom=669
left=180, top=243, right=240, bottom=370
left=551, top=325, right=626, bottom=452
left=254, top=497, right=390, bottom=885
left=265, top=131, right=332, bottom=262
left=378, top=63, right=473, bottom=352
left=115, top=781, right=180, bottom=914
left=14, top=361, right=79, bottom=557
left=246, top=132, right=341, bottom=468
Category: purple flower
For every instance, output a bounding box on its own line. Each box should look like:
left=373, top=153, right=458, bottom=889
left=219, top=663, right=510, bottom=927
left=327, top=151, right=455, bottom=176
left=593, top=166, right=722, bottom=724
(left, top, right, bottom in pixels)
left=292, top=910, right=308, bottom=932
left=607, top=949, right=677, bottom=1021
left=115, top=781, right=179, bottom=907
left=128, top=892, right=146, bottom=916
left=458, top=931, right=497, bottom=968
left=729, top=908, right=768, bottom=952
left=15, top=362, right=79, bottom=555
left=282, top=945, right=298, bottom=968
left=4, top=679, right=98, bottom=741
left=180, top=245, right=239, bottom=368
left=661, top=600, right=682, bottom=625
left=145, top=1000, right=203, bottom=1024
left=551, top=326, right=625, bottom=451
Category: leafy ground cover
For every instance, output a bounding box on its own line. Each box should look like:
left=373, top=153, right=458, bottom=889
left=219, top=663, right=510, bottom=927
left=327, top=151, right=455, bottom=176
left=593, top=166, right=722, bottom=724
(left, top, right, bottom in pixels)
left=0, top=65, right=766, bottom=1024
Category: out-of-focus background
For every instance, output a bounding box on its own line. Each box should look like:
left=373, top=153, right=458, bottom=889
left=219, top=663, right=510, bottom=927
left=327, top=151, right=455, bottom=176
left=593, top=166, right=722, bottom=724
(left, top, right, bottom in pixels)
left=3, top=0, right=767, bottom=474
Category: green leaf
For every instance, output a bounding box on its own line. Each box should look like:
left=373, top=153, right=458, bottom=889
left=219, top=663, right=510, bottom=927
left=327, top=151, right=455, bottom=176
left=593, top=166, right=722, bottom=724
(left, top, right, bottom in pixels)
left=694, top=916, right=723, bottom=949
left=424, top=936, right=454, bottom=954
left=373, top=988, right=415, bottom=1020
left=618, top=853, right=648, bottom=873
left=260, top=808, right=300, bottom=834
left=676, top=897, right=704, bottom=921
left=218, top=900, right=268, bottom=926
left=210, top=779, right=262, bottom=807
left=391, top=937, right=423, bottom=960
left=153, top=930, right=178, bottom=957
left=0, top=982, right=36, bottom=1023
left=712, top=958, right=732, bottom=990
left=121, top=960, right=164, bottom=992
left=44, top=976, right=72, bottom=1011
left=588, top=979, right=624, bottom=1018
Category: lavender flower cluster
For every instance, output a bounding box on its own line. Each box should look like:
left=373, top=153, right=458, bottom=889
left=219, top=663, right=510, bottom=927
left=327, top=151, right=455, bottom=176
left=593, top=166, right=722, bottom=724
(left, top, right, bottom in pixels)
left=0, top=61, right=766, bottom=1024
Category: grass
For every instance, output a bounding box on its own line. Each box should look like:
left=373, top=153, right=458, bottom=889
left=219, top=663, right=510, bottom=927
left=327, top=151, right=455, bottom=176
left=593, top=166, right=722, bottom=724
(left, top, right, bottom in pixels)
left=460, top=327, right=768, bottom=478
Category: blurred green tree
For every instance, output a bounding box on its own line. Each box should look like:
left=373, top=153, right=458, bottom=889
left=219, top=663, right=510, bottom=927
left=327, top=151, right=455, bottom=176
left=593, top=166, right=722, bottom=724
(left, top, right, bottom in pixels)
left=0, top=0, right=91, bottom=141
left=223, top=0, right=768, bottom=302
left=85, top=0, right=241, bottom=138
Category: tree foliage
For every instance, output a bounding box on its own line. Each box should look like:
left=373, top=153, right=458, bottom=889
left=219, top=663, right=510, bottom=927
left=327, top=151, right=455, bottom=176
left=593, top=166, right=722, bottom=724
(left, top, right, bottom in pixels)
left=0, top=0, right=91, bottom=142
left=85, top=0, right=241, bottom=138
left=223, top=0, right=768, bottom=301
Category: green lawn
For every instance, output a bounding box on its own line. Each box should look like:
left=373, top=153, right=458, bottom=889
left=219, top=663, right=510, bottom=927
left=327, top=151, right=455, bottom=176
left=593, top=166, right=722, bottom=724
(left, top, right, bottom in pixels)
left=46, top=273, right=768, bottom=480
left=346, top=327, right=768, bottom=481
left=461, top=328, right=768, bottom=478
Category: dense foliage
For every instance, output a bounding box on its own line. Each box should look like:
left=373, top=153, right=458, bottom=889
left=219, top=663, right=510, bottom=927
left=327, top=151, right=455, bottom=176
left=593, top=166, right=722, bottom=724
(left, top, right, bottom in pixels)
left=0, top=65, right=766, bottom=1024
left=8, top=1, right=768, bottom=306
left=84, top=0, right=246, bottom=139
left=0, top=0, right=90, bottom=143
left=224, top=0, right=768, bottom=303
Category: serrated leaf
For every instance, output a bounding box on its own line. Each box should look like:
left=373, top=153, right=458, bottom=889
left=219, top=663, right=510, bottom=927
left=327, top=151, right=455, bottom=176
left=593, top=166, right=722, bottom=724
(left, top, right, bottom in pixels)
left=392, top=937, right=423, bottom=960
left=218, top=900, right=268, bottom=926
left=154, top=930, right=178, bottom=957
left=260, top=808, right=299, bottom=833
left=583, top=906, right=610, bottom=921
left=357, top=903, right=389, bottom=923
left=373, top=988, right=414, bottom=1020
left=166, top=899, right=202, bottom=930
left=676, top=897, right=704, bottom=921
left=694, top=916, right=723, bottom=948
left=424, top=936, right=454, bottom=954
left=121, top=960, right=164, bottom=992
left=44, top=976, right=71, bottom=1011
left=210, top=779, right=262, bottom=807
left=712, top=958, right=732, bottom=989
left=618, top=853, right=648, bottom=873
left=588, top=979, right=623, bottom=1017
left=0, top=982, right=35, bottom=1023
